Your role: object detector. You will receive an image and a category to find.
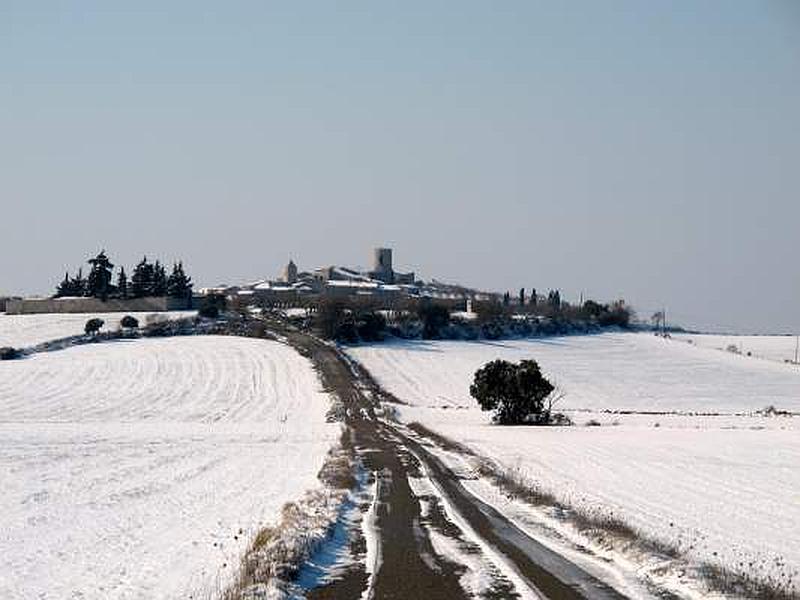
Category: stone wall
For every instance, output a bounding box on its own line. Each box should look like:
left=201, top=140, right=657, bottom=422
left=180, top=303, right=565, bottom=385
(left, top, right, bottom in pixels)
left=5, top=296, right=194, bottom=315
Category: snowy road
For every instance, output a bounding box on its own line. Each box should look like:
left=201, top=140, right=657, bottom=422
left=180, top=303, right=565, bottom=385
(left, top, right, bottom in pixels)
left=349, top=333, right=800, bottom=595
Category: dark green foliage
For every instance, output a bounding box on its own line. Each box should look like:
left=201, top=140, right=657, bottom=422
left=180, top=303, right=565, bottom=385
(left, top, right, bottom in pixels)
left=356, top=310, right=386, bottom=342
left=519, top=288, right=525, bottom=306
left=313, top=298, right=387, bottom=342
left=117, top=267, right=129, bottom=299
left=529, top=288, right=537, bottom=307
left=0, top=347, right=21, bottom=360
left=503, top=291, right=510, bottom=306
left=582, top=299, right=632, bottom=327
left=151, top=261, right=168, bottom=296
left=56, top=251, right=194, bottom=300
left=481, top=320, right=504, bottom=340
left=86, top=250, right=115, bottom=301
left=72, top=268, right=87, bottom=297
left=470, top=359, right=555, bottom=425
left=55, top=272, right=72, bottom=297
left=131, top=257, right=154, bottom=298
left=198, top=294, right=226, bottom=319
left=547, top=289, right=561, bottom=309
left=582, top=299, right=605, bottom=317
left=474, top=299, right=505, bottom=325
left=166, top=262, right=192, bottom=299
left=84, top=318, right=104, bottom=336
left=120, top=315, right=139, bottom=330
left=598, top=300, right=631, bottom=327
left=416, top=301, right=450, bottom=339
left=314, top=298, right=347, bottom=340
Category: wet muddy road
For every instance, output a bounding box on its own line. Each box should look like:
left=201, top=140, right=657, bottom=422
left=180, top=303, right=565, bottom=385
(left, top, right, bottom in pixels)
left=268, top=319, right=629, bottom=599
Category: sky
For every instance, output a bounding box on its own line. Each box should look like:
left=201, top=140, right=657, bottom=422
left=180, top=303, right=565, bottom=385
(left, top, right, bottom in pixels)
left=1, top=1, right=798, bottom=333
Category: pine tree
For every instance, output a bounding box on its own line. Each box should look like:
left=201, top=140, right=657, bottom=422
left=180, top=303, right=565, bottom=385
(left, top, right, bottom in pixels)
left=167, top=262, right=192, bottom=298
left=117, top=267, right=128, bottom=299
left=86, top=250, right=115, bottom=300
left=55, top=271, right=72, bottom=297
left=547, top=289, right=561, bottom=309
left=530, top=288, right=537, bottom=307
left=503, top=291, right=510, bottom=306
left=130, top=257, right=153, bottom=298
left=519, top=288, right=526, bottom=306
left=151, top=261, right=168, bottom=296
left=72, top=268, right=87, bottom=297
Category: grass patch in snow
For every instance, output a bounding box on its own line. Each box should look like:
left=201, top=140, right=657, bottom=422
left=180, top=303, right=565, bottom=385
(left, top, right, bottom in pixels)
left=220, top=431, right=357, bottom=600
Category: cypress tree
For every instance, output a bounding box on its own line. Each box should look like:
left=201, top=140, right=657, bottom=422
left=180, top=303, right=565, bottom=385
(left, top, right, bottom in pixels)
left=117, top=267, right=129, bottom=299
left=131, top=257, right=153, bottom=298
left=86, top=250, right=114, bottom=300
left=152, top=261, right=168, bottom=296
left=72, top=268, right=87, bottom=297
left=167, top=262, right=192, bottom=299
left=55, top=271, right=72, bottom=297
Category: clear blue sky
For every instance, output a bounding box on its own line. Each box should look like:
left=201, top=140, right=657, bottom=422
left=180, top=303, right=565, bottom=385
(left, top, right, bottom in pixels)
left=2, top=1, right=798, bottom=332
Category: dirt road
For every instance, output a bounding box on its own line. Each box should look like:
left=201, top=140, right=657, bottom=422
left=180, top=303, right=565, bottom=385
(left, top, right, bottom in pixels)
left=268, top=319, right=629, bottom=599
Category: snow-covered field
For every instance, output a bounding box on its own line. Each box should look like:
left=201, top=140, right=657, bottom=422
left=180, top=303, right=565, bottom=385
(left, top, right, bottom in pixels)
left=672, top=332, right=800, bottom=365
left=0, top=311, right=196, bottom=349
left=0, top=336, right=338, bottom=600
left=349, top=333, right=800, bottom=585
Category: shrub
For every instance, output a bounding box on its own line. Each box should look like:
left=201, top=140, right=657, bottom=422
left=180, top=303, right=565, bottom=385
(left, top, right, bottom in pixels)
left=470, top=359, right=557, bottom=425
left=314, top=298, right=348, bottom=340
left=198, top=294, right=226, bottom=319
left=416, top=301, right=450, bottom=339
left=84, top=318, right=104, bottom=336
left=356, top=311, right=387, bottom=342
left=120, top=315, right=139, bottom=330
left=0, top=347, right=20, bottom=360
left=473, top=300, right=506, bottom=325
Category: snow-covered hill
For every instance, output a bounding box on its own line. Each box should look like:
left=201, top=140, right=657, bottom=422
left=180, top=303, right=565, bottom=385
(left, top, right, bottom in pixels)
left=349, top=333, right=800, bottom=588
left=0, top=311, right=195, bottom=349
left=0, top=336, right=338, bottom=599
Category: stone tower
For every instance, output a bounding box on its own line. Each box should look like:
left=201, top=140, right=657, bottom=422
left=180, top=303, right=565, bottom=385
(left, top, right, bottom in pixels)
left=373, top=247, right=393, bottom=275
left=282, top=259, right=298, bottom=284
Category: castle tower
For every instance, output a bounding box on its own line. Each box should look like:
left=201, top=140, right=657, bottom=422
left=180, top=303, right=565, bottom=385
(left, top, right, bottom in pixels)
left=373, top=247, right=393, bottom=276
left=282, top=259, right=298, bottom=284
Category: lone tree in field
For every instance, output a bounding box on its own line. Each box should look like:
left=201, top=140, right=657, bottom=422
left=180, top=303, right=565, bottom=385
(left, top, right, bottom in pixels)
left=470, top=359, right=555, bottom=425
left=120, top=315, right=139, bottom=332
left=84, top=318, right=104, bottom=336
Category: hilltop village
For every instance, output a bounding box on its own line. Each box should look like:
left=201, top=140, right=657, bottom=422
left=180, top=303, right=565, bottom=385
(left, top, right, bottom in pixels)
left=202, top=247, right=497, bottom=308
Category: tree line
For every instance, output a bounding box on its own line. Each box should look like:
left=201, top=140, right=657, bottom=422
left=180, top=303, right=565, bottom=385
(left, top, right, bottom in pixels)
left=55, top=251, right=193, bottom=301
